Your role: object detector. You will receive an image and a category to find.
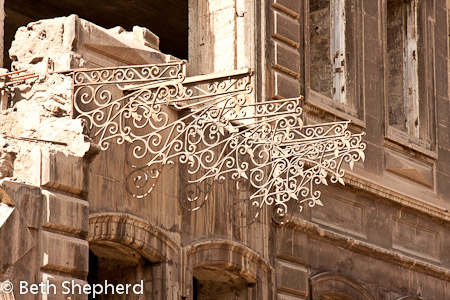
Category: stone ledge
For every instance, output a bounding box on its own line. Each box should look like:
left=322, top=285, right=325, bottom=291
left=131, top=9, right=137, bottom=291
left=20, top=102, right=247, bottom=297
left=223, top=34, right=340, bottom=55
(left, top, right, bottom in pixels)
left=277, top=292, right=306, bottom=300
left=1, top=180, right=43, bottom=229
left=40, top=231, right=88, bottom=278
left=0, top=203, right=35, bottom=273
left=288, top=218, right=450, bottom=281
left=41, top=190, right=88, bottom=237
left=41, top=151, right=86, bottom=196
left=40, top=272, right=88, bottom=300
left=344, top=170, right=450, bottom=223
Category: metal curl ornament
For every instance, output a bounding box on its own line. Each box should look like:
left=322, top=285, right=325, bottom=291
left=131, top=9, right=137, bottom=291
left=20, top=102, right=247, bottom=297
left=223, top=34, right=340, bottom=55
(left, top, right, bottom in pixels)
left=72, top=62, right=366, bottom=226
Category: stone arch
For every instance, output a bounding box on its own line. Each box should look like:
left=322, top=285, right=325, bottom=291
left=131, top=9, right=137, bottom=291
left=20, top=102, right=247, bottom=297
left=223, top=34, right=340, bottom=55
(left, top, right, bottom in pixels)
left=88, top=212, right=179, bottom=263
left=310, top=272, right=375, bottom=300
left=185, top=239, right=273, bottom=299
left=87, top=213, right=182, bottom=299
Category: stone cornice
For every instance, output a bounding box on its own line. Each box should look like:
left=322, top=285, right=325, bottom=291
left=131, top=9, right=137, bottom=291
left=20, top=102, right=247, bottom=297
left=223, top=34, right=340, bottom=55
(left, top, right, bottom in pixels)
left=289, top=218, right=450, bottom=281
left=343, top=171, right=450, bottom=223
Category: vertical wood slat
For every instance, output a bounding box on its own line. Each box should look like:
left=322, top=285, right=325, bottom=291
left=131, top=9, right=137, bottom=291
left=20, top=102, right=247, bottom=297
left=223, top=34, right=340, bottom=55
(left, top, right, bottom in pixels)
left=332, top=0, right=347, bottom=104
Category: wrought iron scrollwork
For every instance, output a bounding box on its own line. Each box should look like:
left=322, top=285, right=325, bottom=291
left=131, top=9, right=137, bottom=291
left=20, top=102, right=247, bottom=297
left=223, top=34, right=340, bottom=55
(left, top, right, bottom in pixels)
left=72, top=62, right=366, bottom=225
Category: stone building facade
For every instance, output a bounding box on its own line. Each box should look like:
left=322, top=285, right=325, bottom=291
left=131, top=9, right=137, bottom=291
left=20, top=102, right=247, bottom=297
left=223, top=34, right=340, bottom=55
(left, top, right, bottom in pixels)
left=0, top=0, right=449, bottom=300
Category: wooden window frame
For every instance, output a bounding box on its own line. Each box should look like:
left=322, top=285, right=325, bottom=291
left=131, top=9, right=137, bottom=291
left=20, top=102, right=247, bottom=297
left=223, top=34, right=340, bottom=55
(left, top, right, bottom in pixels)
left=305, top=0, right=364, bottom=125
left=383, top=0, right=437, bottom=157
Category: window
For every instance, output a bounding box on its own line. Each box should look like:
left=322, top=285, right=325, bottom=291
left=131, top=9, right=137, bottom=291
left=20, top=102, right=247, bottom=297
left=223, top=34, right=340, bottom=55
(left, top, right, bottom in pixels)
left=387, top=0, right=419, bottom=137
left=309, top=0, right=354, bottom=106
left=386, top=0, right=434, bottom=144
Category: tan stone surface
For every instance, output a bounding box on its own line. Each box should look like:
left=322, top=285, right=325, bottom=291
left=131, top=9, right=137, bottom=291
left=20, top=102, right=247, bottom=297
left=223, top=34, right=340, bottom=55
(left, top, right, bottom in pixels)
left=9, top=14, right=173, bottom=73
left=41, top=190, right=89, bottom=236
left=40, top=272, right=88, bottom=300
left=275, top=260, right=308, bottom=297
left=0, top=2, right=449, bottom=299
left=0, top=203, right=35, bottom=273
left=40, top=231, right=89, bottom=277
left=41, top=151, right=86, bottom=195
left=1, top=180, right=42, bottom=228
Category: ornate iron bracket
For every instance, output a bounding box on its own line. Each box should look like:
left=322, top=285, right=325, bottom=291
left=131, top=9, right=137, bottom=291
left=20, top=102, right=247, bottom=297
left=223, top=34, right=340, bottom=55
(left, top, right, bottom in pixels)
left=72, top=61, right=366, bottom=225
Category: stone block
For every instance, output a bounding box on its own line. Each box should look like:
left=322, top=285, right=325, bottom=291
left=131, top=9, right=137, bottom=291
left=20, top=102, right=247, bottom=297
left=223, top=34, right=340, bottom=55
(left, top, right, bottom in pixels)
left=133, top=26, right=160, bottom=50
left=273, top=70, right=301, bottom=99
left=392, top=212, right=440, bottom=261
left=384, top=150, right=434, bottom=187
left=10, top=15, right=169, bottom=73
left=15, top=147, right=42, bottom=187
left=1, top=180, right=43, bottom=228
left=0, top=203, right=35, bottom=273
left=275, top=227, right=308, bottom=263
left=274, top=0, right=301, bottom=15
left=275, top=260, right=308, bottom=297
left=0, top=150, right=15, bottom=179
left=273, top=11, right=300, bottom=46
left=41, top=151, right=86, bottom=195
left=40, top=231, right=88, bottom=277
left=277, top=292, right=306, bottom=300
left=437, top=171, right=450, bottom=200
left=41, top=190, right=88, bottom=236
left=274, top=41, right=301, bottom=77
left=40, top=272, right=88, bottom=300
left=311, top=191, right=367, bottom=238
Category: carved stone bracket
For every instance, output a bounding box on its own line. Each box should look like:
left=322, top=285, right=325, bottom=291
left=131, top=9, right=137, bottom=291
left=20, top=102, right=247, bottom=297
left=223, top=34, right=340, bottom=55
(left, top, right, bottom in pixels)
left=72, top=62, right=366, bottom=225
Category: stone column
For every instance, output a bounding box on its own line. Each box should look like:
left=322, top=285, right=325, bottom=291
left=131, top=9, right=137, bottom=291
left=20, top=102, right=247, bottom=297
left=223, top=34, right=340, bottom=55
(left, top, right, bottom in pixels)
left=0, top=149, right=93, bottom=300
left=38, top=151, right=91, bottom=300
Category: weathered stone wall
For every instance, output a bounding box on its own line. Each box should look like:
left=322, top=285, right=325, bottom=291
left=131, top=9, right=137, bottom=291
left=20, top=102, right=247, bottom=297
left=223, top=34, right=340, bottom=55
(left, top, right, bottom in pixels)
left=0, top=0, right=449, bottom=299
left=0, top=154, right=92, bottom=299
left=188, top=0, right=256, bottom=76
left=9, top=15, right=173, bottom=74
left=0, top=16, right=166, bottom=299
left=266, top=0, right=450, bottom=299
